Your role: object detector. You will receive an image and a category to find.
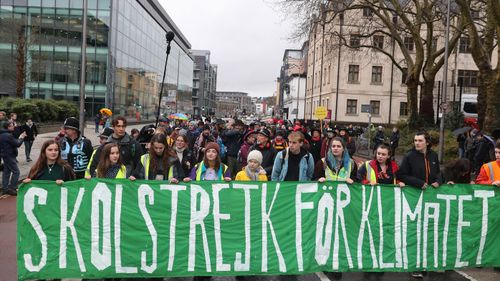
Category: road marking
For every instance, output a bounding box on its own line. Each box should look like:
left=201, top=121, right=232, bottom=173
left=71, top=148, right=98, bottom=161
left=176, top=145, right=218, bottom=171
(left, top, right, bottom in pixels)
left=455, top=270, right=479, bottom=281
left=316, top=272, right=333, bottom=281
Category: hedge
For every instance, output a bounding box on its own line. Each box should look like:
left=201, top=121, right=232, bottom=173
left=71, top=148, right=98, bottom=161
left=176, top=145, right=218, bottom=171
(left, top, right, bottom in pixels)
left=0, top=98, right=79, bottom=122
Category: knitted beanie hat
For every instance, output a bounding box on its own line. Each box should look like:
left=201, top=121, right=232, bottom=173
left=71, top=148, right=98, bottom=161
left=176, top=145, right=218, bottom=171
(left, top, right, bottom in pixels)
left=205, top=142, right=220, bottom=154
left=247, top=150, right=263, bottom=165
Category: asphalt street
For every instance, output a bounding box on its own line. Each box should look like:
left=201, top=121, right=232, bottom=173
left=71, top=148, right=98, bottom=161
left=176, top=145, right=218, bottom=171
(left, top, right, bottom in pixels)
left=1, top=124, right=499, bottom=281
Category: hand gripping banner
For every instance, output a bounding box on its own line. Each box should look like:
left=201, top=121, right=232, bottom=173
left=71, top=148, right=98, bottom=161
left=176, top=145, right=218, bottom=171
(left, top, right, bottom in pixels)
left=17, top=179, right=500, bottom=280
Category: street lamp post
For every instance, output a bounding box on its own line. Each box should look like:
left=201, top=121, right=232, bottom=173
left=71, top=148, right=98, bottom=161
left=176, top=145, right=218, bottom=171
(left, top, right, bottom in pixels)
left=78, top=0, right=88, bottom=135
left=438, top=0, right=451, bottom=162
left=296, top=75, right=300, bottom=120
left=155, top=32, right=175, bottom=128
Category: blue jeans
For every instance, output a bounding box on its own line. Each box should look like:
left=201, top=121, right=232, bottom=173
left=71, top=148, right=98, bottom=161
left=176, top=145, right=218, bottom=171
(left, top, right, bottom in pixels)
left=24, top=140, right=33, bottom=160
left=2, top=156, right=19, bottom=191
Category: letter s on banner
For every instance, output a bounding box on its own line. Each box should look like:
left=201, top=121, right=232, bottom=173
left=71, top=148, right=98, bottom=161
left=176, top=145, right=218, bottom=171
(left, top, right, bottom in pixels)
left=23, top=187, right=48, bottom=272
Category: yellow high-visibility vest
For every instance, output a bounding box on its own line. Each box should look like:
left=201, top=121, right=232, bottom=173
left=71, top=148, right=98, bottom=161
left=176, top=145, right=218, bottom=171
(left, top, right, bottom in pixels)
left=322, top=158, right=353, bottom=181
left=195, top=162, right=228, bottom=181
left=140, top=154, right=174, bottom=180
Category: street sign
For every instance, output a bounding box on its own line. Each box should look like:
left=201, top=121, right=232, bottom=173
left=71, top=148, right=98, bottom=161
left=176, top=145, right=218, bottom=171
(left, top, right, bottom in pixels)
left=314, top=106, right=328, bottom=119
left=361, top=104, right=372, bottom=113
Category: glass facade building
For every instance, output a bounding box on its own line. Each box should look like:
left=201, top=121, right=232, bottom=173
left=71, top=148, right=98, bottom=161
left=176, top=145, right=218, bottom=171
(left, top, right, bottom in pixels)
left=0, top=0, right=193, bottom=118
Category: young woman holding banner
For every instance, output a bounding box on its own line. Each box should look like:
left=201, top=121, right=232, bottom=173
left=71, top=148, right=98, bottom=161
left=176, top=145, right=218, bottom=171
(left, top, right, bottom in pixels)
left=85, top=143, right=127, bottom=179
left=129, top=133, right=184, bottom=183
left=315, top=136, right=357, bottom=183
left=312, top=136, right=357, bottom=280
left=23, top=139, right=75, bottom=184
left=173, top=134, right=196, bottom=178
left=357, top=143, right=405, bottom=187
left=396, top=131, right=441, bottom=279
left=355, top=143, right=403, bottom=281
left=183, top=142, right=231, bottom=182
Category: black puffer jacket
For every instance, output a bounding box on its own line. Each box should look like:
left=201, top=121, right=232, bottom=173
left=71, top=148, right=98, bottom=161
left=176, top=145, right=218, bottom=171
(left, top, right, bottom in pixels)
left=249, top=142, right=277, bottom=177
left=397, top=148, right=442, bottom=188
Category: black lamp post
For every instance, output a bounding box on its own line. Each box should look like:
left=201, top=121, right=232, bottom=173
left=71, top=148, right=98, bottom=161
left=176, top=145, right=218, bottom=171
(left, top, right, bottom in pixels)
left=155, top=31, right=175, bottom=128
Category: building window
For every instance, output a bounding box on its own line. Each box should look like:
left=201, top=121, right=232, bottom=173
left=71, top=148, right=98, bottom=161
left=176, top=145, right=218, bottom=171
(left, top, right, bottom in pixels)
left=371, top=66, right=383, bottom=84
left=363, top=8, right=373, bottom=17
left=400, top=102, right=408, bottom=116
left=373, top=35, right=384, bottom=49
left=401, top=67, right=408, bottom=85
left=348, top=64, right=359, bottom=83
left=457, top=69, right=478, bottom=87
left=404, top=37, right=414, bottom=51
left=370, top=100, right=380, bottom=115
left=350, top=35, right=361, bottom=47
left=459, top=37, right=471, bottom=53
left=346, top=99, right=357, bottom=114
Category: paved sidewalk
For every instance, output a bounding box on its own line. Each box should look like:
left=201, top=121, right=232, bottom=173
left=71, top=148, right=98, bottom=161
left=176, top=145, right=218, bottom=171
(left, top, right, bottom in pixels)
left=6, top=122, right=148, bottom=181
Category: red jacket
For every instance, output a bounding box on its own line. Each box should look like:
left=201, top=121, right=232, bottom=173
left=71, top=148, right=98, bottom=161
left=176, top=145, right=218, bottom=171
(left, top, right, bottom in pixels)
left=359, top=159, right=400, bottom=184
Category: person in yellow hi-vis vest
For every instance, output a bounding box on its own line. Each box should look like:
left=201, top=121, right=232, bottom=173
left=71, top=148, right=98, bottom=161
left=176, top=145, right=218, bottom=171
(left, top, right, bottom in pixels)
left=357, top=143, right=405, bottom=187
left=314, top=136, right=356, bottom=281
left=85, top=143, right=126, bottom=179
left=129, top=133, right=183, bottom=183
left=183, top=142, right=231, bottom=182
left=84, top=127, right=113, bottom=178
left=315, top=136, right=358, bottom=183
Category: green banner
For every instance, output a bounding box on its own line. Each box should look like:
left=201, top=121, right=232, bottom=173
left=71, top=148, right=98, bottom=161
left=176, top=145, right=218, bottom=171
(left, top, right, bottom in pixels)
left=17, top=179, right=500, bottom=280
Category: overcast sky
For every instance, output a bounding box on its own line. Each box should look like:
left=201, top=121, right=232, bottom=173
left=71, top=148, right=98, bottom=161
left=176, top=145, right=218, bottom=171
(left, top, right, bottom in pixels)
left=158, top=0, right=300, bottom=97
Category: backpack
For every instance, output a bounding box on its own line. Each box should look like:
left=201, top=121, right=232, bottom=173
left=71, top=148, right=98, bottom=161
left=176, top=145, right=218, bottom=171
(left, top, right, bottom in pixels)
left=217, top=137, right=227, bottom=159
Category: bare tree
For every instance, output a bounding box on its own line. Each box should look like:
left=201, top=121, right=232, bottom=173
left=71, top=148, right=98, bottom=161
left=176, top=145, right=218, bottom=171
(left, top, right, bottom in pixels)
left=276, top=0, right=465, bottom=127
left=0, top=15, right=39, bottom=98
left=455, top=0, right=499, bottom=132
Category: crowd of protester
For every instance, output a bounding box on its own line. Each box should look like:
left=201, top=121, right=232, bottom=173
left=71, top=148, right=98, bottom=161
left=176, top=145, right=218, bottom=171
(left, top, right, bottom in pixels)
left=1, top=113, right=498, bottom=196
left=1, top=113, right=500, bottom=280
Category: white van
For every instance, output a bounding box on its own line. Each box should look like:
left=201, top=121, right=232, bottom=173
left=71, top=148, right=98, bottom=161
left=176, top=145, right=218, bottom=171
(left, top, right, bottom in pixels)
left=460, top=93, right=478, bottom=126
left=461, top=93, right=477, bottom=119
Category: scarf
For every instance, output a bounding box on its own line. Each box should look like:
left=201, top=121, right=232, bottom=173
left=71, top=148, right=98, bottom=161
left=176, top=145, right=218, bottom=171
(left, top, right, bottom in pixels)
left=245, top=165, right=260, bottom=181
left=105, top=163, right=121, bottom=179
left=175, top=146, right=186, bottom=162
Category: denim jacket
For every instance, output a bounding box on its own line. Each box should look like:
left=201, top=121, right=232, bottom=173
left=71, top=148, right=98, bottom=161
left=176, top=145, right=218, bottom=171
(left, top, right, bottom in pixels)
left=271, top=148, right=315, bottom=181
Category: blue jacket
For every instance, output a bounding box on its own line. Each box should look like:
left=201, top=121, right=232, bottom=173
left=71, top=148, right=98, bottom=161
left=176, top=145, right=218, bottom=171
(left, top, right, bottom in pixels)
left=271, top=148, right=315, bottom=181
left=0, top=129, right=23, bottom=158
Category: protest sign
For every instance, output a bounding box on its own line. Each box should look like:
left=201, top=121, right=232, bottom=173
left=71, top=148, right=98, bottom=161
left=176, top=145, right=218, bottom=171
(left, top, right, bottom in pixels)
left=17, top=179, right=500, bottom=280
